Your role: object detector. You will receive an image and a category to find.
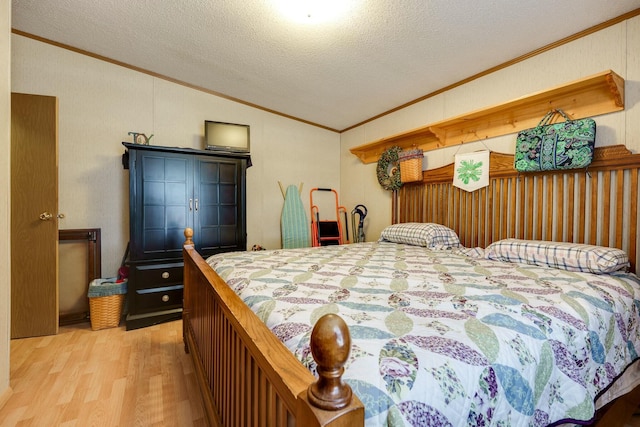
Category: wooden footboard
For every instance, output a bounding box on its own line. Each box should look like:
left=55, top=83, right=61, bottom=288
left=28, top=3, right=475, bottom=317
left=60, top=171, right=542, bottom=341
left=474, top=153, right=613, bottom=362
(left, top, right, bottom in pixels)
left=182, top=230, right=364, bottom=427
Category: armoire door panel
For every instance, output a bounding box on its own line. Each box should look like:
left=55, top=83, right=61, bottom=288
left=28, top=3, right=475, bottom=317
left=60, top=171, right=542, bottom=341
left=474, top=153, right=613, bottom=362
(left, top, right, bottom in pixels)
left=166, top=182, right=189, bottom=204
left=219, top=162, right=237, bottom=183
left=143, top=230, right=166, bottom=253
left=220, top=227, right=238, bottom=246
left=220, top=206, right=238, bottom=225
left=199, top=183, right=218, bottom=204
left=141, top=156, right=166, bottom=180
left=199, top=161, right=219, bottom=183
left=166, top=228, right=189, bottom=252
left=165, top=158, right=189, bottom=180
left=220, top=184, right=237, bottom=204
left=166, top=205, right=188, bottom=228
left=143, top=181, right=165, bottom=205
left=199, top=227, right=219, bottom=248
left=143, top=205, right=165, bottom=229
left=199, top=207, right=219, bottom=226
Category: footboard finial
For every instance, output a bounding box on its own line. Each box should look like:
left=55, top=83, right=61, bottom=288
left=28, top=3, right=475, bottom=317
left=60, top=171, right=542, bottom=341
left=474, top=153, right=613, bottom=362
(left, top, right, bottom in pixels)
left=307, top=314, right=353, bottom=411
left=184, top=227, right=194, bottom=246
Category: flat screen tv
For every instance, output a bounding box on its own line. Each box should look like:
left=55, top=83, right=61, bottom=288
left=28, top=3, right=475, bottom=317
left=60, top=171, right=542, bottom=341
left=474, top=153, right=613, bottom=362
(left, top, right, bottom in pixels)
left=204, top=120, right=250, bottom=153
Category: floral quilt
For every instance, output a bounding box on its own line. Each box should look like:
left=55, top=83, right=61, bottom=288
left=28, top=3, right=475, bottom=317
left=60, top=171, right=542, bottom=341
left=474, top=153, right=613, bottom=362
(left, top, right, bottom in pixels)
left=207, top=242, right=640, bottom=427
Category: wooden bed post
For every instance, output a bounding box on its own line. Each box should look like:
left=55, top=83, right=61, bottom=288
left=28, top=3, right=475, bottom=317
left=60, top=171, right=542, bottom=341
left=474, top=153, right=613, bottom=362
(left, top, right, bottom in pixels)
left=184, top=227, right=194, bottom=246
left=296, top=313, right=365, bottom=426
left=307, top=314, right=353, bottom=410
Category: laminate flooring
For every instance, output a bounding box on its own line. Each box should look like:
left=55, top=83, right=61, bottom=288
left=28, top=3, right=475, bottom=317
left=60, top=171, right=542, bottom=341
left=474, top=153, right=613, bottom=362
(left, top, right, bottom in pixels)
left=0, top=320, right=206, bottom=426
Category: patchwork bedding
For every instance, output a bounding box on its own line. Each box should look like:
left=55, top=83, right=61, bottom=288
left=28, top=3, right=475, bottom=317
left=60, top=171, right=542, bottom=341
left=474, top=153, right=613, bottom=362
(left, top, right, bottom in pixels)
left=207, top=241, right=640, bottom=427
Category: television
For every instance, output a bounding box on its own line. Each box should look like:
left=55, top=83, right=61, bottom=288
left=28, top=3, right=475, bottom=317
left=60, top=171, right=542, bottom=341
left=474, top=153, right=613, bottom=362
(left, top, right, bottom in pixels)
left=204, top=120, right=250, bottom=153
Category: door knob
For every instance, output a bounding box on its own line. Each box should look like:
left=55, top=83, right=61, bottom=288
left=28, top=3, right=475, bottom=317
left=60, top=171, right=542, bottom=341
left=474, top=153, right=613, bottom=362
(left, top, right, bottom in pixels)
left=39, top=212, right=53, bottom=221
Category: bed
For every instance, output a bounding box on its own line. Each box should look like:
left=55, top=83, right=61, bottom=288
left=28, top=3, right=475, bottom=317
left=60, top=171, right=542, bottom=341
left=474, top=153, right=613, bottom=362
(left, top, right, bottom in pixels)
left=182, top=144, right=640, bottom=427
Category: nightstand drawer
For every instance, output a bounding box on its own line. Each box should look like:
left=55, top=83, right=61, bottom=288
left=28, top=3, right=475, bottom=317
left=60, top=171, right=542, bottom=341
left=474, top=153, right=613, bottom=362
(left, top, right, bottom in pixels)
left=135, top=285, right=183, bottom=312
left=134, top=263, right=183, bottom=287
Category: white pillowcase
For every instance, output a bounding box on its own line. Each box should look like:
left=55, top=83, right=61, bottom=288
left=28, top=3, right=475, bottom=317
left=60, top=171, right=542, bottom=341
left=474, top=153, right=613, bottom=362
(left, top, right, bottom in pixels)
left=485, top=239, right=629, bottom=274
left=379, top=223, right=461, bottom=248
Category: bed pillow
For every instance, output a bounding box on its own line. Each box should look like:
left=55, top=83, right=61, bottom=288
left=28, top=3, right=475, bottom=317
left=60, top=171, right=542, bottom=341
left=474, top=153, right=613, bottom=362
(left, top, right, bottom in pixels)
left=379, top=222, right=461, bottom=248
left=485, top=239, right=629, bottom=274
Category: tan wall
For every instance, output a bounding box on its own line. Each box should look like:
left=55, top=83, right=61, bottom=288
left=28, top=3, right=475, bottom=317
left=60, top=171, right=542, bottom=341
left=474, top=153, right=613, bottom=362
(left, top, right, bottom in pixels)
left=0, top=0, right=11, bottom=398
left=340, top=15, right=640, bottom=241
left=11, top=35, right=341, bottom=276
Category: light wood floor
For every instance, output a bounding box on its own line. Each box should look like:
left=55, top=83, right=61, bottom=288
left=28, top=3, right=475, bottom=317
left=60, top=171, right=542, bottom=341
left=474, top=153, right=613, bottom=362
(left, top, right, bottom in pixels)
left=0, top=320, right=206, bottom=427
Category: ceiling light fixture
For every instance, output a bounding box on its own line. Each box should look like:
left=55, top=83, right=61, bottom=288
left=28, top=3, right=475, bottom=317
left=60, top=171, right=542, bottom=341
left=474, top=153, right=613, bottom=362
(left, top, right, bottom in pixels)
left=274, top=0, right=354, bottom=24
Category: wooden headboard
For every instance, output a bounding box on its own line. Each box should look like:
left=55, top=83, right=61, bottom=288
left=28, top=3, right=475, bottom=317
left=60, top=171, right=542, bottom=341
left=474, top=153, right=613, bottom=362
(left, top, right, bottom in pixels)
left=395, top=145, right=640, bottom=272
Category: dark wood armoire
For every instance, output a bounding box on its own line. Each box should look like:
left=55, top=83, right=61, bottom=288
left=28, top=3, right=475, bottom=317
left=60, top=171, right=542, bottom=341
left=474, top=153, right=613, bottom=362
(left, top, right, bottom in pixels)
left=123, top=142, right=248, bottom=329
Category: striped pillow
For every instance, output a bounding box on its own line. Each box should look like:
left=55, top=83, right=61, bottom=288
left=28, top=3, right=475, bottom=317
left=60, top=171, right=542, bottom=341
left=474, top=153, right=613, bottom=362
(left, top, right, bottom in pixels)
left=379, top=223, right=461, bottom=248
left=485, top=239, right=629, bottom=274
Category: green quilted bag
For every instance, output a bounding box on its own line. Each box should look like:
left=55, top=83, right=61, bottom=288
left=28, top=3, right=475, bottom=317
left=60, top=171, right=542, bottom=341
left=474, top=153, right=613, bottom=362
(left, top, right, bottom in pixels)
left=514, top=109, right=595, bottom=172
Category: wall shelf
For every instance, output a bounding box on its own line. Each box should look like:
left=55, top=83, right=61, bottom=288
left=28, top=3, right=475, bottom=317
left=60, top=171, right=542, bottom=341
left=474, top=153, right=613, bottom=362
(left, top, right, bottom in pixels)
left=350, top=70, right=624, bottom=164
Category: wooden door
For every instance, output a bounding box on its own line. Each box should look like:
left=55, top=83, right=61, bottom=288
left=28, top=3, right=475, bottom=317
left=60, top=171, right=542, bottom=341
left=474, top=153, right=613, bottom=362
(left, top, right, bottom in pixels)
left=11, top=93, right=59, bottom=338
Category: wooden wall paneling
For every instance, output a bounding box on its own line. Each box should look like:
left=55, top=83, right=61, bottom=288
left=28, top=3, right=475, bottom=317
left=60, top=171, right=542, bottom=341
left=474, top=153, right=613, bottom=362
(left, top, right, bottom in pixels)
left=462, top=188, right=468, bottom=247
left=602, top=171, right=612, bottom=245
left=499, top=179, right=507, bottom=242
left=544, top=176, right=553, bottom=241
left=470, top=189, right=477, bottom=247
left=433, top=185, right=439, bottom=226
left=614, top=170, right=625, bottom=249
left=431, top=184, right=438, bottom=224
left=630, top=170, right=639, bottom=272
left=590, top=173, right=599, bottom=245
left=464, top=190, right=472, bottom=247
left=508, top=178, right=516, bottom=241
left=525, top=177, right=533, bottom=240
left=534, top=176, right=543, bottom=241
left=578, top=173, right=587, bottom=243
left=447, top=185, right=455, bottom=230
left=478, top=186, right=486, bottom=247
left=556, top=175, right=565, bottom=241
left=566, top=174, right=575, bottom=242
left=517, top=177, right=525, bottom=240
left=481, top=185, right=488, bottom=246
left=495, top=180, right=502, bottom=241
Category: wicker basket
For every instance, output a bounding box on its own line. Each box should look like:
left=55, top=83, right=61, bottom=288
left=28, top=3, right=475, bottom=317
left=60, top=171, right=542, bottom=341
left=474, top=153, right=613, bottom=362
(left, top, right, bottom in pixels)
left=88, top=278, right=127, bottom=331
left=399, top=148, right=424, bottom=183
left=89, top=293, right=125, bottom=330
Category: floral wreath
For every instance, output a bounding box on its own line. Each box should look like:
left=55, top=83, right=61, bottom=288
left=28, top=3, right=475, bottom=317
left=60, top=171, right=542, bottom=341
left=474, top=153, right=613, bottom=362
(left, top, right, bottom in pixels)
left=376, top=146, right=402, bottom=191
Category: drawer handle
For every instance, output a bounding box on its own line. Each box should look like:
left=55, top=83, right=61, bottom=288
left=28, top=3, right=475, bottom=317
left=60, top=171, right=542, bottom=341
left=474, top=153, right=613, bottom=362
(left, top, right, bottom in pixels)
left=161, top=272, right=170, bottom=279
left=162, top=295, right=170, bottom=302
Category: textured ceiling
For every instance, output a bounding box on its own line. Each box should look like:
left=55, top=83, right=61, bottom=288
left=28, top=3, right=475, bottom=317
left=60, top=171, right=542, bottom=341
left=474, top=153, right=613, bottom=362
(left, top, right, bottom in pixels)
left=11, top=0, right=640, bottom=131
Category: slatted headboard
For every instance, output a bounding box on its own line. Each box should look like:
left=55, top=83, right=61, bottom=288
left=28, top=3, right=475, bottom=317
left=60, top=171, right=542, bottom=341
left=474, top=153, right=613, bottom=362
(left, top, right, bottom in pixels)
left=395, top=145, right=640, bottom=272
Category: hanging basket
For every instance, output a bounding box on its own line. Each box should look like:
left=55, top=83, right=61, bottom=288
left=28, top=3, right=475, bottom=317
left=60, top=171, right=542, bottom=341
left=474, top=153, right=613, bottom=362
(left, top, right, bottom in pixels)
left=399, top=148, right=424, bottom=183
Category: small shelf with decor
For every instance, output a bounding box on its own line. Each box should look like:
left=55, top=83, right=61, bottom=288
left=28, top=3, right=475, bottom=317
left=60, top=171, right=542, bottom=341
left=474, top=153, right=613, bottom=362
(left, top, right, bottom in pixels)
left=350, top=70, right=624, bottom=164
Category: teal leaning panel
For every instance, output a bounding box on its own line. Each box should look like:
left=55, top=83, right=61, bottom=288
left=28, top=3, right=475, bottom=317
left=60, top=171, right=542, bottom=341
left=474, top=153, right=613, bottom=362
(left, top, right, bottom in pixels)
left=281, top=185, right=310, bottom=248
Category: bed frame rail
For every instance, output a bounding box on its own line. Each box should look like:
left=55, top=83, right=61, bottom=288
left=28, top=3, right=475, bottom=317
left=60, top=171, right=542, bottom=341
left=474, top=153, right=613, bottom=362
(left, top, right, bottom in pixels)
left=182, top=231, right=364, bottom=427
left=396, top=145, right=640, bottom=272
